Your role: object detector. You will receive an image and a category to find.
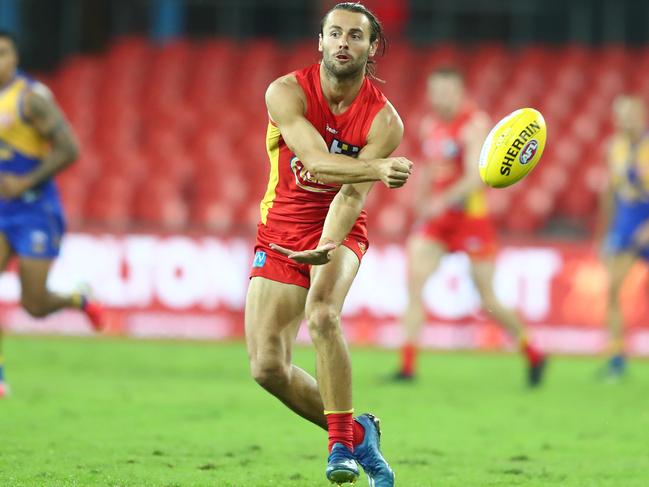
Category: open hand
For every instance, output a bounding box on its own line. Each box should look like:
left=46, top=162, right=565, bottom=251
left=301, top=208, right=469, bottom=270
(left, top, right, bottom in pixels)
left=270, top=242, right=338, bottom=266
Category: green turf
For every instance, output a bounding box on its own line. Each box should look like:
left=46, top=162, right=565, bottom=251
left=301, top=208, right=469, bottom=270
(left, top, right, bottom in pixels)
left=0, top=336, right=648, bottom=486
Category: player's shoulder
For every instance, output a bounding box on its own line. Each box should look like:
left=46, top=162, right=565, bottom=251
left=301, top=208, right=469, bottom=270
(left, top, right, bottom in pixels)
left=462, top=103, right=490, bottom=126
left=459, top=107, right=490, bottom=139
left=17, top=73, right=53, bottom=101
left=265, top=73, right=305, bottom=107
left=470, top=109, right=490, bottom=125
left=368, top=100, right=404, bottom=144
left=374, top=100, right=403, bottom=131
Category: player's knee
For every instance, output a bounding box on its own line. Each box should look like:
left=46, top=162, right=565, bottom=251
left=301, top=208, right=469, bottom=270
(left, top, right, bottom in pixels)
left=305, top=302, right=340, bottom=340
left=20, top=297, right=49, bottom=318
left=250, top=355, right=289, bottom=392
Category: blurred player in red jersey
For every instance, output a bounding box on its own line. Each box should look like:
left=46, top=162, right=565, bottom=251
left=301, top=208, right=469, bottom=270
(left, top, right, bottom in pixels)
left=394, top=66, right=546, bottom=386
left=0, top=31, right=105, bottom=399
left=245, top=3, right=412, bottom=485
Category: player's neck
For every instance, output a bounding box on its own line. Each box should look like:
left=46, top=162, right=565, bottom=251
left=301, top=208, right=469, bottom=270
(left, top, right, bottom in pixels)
left=435, top=105, right=461, bottom=121
left=319, top=64, right=364, bottom=115
left=0, top=71, right=15, bottom=89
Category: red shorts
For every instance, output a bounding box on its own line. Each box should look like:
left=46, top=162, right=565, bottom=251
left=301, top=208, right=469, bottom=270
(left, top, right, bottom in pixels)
left=250, top=220, right=369, bottom=289
left=417, top=210, right=497, bottom=259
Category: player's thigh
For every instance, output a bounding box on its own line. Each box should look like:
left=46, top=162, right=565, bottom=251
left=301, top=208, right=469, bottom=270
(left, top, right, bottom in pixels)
left=0, top=233, right=13, bottom=273
left=245, top=276, right=308, bottom=364
left=406, top=235, right=446, bottom=288
left=306, top=245, right=360, bottom=318
left=18, top=258, right=54, bottom=304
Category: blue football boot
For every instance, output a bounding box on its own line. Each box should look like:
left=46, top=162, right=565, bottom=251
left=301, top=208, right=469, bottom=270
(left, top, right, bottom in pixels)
left=353, top=414, right=395, bottom=487
left=600, top=353, right=627, bottom=381
left=528, top=355, right=547, bottom=387
left=326, top=442, right=359, bottom=485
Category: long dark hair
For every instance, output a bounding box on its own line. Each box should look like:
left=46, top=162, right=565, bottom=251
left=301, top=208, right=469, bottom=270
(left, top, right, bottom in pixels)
left=320, top=2, right=387, bottom=81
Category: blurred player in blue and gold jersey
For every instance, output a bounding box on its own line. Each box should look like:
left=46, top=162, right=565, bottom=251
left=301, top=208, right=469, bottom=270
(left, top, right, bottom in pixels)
left=598, top=95, right=649, bottom=379
left=0, top=31, right=104, bottom=398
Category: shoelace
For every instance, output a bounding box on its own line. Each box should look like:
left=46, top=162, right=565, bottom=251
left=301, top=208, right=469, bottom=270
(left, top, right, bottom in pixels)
left=328, top=445, right=354, bottom=464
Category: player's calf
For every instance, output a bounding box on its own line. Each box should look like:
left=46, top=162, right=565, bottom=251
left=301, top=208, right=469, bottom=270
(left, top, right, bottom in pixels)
left=20, top=297, right=50, bottom=318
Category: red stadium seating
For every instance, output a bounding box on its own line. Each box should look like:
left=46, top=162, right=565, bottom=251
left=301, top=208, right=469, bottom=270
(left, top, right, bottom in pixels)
left=50, top=38, right=632, bottom=238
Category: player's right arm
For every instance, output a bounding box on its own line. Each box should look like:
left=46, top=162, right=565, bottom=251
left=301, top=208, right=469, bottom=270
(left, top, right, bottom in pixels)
left=265, top=75, right=412, bottom=188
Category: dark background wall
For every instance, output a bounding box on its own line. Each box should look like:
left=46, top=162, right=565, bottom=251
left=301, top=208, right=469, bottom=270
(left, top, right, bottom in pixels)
left=5, top=0, right=648, bottom=71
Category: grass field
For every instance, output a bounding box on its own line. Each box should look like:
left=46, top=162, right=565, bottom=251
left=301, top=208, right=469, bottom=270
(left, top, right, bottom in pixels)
left=0, top=336, right=648, bottom=487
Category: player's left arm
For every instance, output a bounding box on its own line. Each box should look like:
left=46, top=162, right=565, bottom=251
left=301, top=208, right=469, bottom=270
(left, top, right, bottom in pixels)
left=0, top=84, right=79, bottom=199
left=271, top=102, right=404, bottom=265
left=437, top=112, right=490, bottom=208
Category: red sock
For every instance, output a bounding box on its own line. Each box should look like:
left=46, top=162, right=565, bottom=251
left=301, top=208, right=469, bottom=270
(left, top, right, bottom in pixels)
left=352, top=419, right=365, bottom=446
left=401, top=343, right=417, bottom=375
left=326, top=412, right=354, bottom=452
left=522, top=340, right=543, bottom=366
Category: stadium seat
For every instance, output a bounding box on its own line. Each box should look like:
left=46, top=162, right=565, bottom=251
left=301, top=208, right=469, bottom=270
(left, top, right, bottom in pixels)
left=44, top=38, right=636, bottom=239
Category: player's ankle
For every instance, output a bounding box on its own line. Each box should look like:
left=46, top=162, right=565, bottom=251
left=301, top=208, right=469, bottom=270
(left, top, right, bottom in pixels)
left=326, top=411, right=354, bottom=452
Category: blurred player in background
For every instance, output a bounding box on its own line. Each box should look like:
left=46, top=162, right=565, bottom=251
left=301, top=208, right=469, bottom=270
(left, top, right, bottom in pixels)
left=245, top=3, right=412, bottom=485
left=0, top=31, right=104, bottom=398
left=598, top=95, right=649, bottom=379
left=394, top=66, right=546, bottom=386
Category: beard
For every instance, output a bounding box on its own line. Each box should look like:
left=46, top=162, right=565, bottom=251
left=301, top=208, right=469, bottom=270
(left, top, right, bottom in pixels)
left=322, top=49, right=368, bottom=81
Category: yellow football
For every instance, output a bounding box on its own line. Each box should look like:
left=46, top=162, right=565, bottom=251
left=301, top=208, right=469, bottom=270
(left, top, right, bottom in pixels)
left=478, top=108, right=547, bottom=188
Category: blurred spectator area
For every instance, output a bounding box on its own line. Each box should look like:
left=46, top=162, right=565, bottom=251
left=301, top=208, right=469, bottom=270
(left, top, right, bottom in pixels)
left=49, top=37, right=628, bottom=238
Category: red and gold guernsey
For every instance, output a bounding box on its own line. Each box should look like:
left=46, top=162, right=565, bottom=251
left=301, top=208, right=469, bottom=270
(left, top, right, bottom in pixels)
left=420, top=103, right=489, bottom=217
left=417, top=103, right=497, bottom=258
left=260, top=63, right=387, bottom=229
left=251, top=63, right=388, bottom=288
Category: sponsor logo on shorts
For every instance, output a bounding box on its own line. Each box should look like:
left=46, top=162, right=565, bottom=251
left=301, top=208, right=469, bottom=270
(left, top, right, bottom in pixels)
left=357, top=242, right=367, bottom=255
left=30, top=230, right=48, bottom=255
left=519, top=139, right=538, bottom=165
left=253, top=250, right=267, bottom=268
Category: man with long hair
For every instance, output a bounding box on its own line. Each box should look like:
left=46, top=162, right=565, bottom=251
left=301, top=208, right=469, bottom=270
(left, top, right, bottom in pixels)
left=245, top=3, right=411, bottom=485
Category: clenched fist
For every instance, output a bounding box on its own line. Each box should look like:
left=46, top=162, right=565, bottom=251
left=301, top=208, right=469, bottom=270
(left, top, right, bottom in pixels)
left=375, top=157, right=413, bottom=188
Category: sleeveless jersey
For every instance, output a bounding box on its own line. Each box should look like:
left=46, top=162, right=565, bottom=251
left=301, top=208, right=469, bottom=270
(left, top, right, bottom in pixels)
left=608, top=132, right=649, bottom=203
left=0, top=73, right=60, bottom=215
left=259, top=63, right=387, bottom=229
left=420, top=104, right=488, bottom=217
